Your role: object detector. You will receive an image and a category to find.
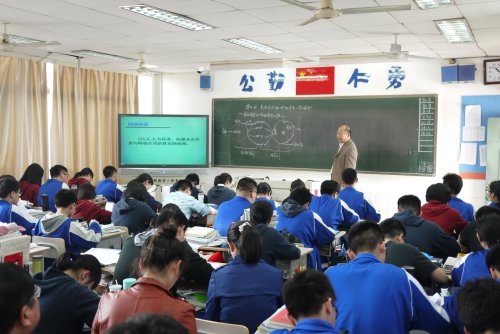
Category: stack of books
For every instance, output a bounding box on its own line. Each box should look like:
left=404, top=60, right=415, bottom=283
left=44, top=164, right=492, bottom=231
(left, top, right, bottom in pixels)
left=185, top=226, right=217, bottom=245
left=257, top=305, right=293, bottom=333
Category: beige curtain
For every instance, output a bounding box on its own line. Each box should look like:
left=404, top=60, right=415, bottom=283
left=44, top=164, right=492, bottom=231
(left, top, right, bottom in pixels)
left=52, top=66, right=138, bottom=178
left=0, top=56, right=48, bottom=178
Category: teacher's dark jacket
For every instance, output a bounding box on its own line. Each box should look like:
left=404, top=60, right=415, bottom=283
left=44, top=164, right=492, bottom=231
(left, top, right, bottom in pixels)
left=331, top=138, right=358, bottom=184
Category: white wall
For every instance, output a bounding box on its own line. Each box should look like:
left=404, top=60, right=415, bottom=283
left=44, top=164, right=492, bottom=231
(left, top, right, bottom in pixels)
left=162, top=59, right=500, bottom=219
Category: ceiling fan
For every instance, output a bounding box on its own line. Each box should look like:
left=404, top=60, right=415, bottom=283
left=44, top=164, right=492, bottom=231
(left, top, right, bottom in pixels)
left=1, top=23, right=60, bottom=52
left=321, top=34, right=438, bottom=61
left=121, top=54, right=159, bottom=74
left=280, top=0, right=412, bottom=26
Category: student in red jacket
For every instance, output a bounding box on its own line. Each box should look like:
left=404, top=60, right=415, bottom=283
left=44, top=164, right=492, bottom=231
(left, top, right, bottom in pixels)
left=72, top=184, right=111, bottom=224
left=68, top=168, right=94, bottom=189
left=19, top=163, right=44, bottom=205
left=421, top=183, right=467, bottom=238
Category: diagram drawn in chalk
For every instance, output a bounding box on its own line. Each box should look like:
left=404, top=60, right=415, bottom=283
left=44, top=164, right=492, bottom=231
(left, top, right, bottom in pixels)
left=221, top=119, right=303, bottom=154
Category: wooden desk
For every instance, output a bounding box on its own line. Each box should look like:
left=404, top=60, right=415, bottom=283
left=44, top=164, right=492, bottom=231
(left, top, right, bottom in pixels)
left=276, top=247, right=313, bottom=279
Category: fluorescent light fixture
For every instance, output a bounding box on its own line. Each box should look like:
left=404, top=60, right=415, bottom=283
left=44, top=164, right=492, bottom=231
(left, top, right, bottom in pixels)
left=8, top=35, right=44, bottom=45
left=413, top=0, right=453, bottom=9
left=120, top=4, right=214, bottom=31
left=434, top=18, right=475, bottom=43
left=225, top=38, right=282, bottom=54
left=72, top=50, right=136, bottom=62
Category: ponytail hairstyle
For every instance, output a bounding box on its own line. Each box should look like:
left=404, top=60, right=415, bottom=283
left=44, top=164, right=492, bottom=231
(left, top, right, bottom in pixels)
left=53, top=252, right=102, bottom=289
left=227, top=221, right=262, bottom=264
left=73, top=167, right=94, bottom=180
left=141, top=223, right=185, bottom=274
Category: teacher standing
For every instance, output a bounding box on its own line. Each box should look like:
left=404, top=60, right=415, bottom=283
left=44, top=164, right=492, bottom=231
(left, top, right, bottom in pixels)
left=331, top=124, right=358, bottom=184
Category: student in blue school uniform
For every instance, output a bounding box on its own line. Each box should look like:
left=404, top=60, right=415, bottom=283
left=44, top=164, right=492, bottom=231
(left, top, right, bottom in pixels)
left=0, top=175, right=37, bottom=234
left=33, top=252, right=101, bottom=334
left=270, top=270, right=341, bottom=334
left=487, top=180, right=500, bottom=209
left=205, top=221, right=283, bottom=333
left=452, top=214, right=500, bottom=286
left=250, top=200, right=300, bottom=266
left=443, top=173, right=474, bottom=222
left=276, top=187, right=336, bottom=270
left=309, top=180, right=359, bottom=230
left=325, top=221, right=450, bottom=334
left=444, top=245, right=500, bottom=334
left=95, top=165, right=125, bottom=203
left=338, top=168, right=380, bottom=222
left=37, top=164, right=70, bottom=212
left=214, top=177, right=257, bottom=237
left=255, top=182, right=278, bottom=210
left=33, top=189, right=102, bottom=254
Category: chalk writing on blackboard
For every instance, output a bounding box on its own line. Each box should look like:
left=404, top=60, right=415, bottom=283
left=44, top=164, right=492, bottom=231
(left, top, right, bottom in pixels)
left=418, top=97, right=435, bottom=153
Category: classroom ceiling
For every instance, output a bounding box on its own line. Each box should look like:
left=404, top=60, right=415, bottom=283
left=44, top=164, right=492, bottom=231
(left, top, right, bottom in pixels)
left=0, top=0, right=499, bottom=73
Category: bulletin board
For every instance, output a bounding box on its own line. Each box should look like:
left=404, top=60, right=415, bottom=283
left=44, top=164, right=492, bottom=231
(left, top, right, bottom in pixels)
left=460, top=95, right=500, bottom=179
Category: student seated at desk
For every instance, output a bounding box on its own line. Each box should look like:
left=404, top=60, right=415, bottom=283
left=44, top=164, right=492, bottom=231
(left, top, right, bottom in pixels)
left=135, top=173, right=162, bottom=212
left=163, top=179, right=214, bottom=220
left=72, top=183, right=111, bottom=224
left=206, top=221, right=283, bottom=333
left=421, top=183, right=467, bottom=238
left=19, top=163, right=44, bottom=205
left=270, top=270, right=342, bottom=334
left=487, top=180, right=500, bottom=209
left=33, top=189, right=102, bottom=254
left=170, top=173, right=204, bottom=200
left=393, top=195, right=461, bottom=258
left=214, top=177, right=257, bottom=237
left=0, top=175, right=37, bottom=235
left=0, top=263, right=40, bottom=334
left=113, top=204, right=213, bottom=288
left=309, top=180, right=359, bottom=230
left=67, top=167, right=94, bottom=189
left=95, top=165, right=125, bottom=203
left=207, top=173, right=235, bottom=205
left=452, top=215, right=500, bottom=286
left=92, top=223, right=197, bottom=334
left=459, top=206, right=500, bottom=253
left=281, top=179, right=305, bottom=205
left=443, top=173, right=474, bottom=223
left=444, top=245, right=500, bottom=334
left=250, top=200, right=300, bottom=266
left=380, top=218, right=449, bottom=285
left=276, top=187, right=335, bottom=270
left=338, top=168, right=380, bottom=222
left=255, top=182, right=278, bottom=210
left=112, top=181, right=156, bottom=236
left=37, top=164, right=70, bottom=212
left=325, top=221, right=450, bottom=334
left=33, top=252, right=101, bottom=334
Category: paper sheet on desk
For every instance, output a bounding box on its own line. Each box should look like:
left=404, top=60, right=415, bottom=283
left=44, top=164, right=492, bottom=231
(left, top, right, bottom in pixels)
left=84, top=248, right=120, bottom=266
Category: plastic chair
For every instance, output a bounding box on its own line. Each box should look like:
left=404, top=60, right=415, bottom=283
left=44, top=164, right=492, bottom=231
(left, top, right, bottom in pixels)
left=196, top=319, right=249, bottom=334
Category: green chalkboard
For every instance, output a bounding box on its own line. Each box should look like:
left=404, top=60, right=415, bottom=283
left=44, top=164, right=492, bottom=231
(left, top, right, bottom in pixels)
left=212, top=95, right=436, bottom=175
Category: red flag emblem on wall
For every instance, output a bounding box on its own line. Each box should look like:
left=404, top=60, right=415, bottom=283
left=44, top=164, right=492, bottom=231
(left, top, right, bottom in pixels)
left=296, top=66, right=335, bottom=95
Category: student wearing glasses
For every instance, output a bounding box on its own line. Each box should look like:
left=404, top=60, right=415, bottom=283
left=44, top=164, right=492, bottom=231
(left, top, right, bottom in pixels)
left=33, top=252, right=101, bottom=334
left=0, top=263, right=41, bottom=334
left=37, top=165, right=70, bottom=212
